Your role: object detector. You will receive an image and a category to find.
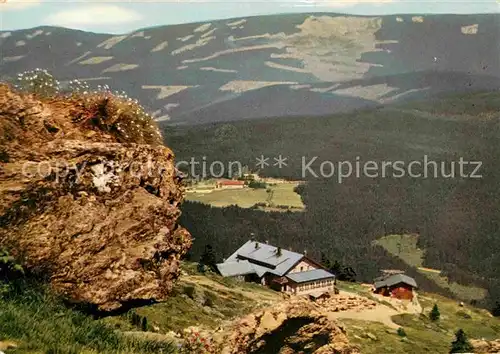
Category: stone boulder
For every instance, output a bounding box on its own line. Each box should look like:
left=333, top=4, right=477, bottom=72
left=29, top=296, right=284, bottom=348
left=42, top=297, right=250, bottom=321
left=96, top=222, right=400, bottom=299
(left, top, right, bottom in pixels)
left=0, top=85, right=191, bottom=311
left=219, top=297, right=360, bottom=353
left=471, top=339, right=500, bottom=353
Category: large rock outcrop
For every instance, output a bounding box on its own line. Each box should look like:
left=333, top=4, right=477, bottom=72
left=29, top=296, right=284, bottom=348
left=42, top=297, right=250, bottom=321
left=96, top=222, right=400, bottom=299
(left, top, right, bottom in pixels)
left=219, top=297, right=360, bottom=354
left=471, top=339, right=500, bottom=353
left=0, top=84, right=191, bottom=311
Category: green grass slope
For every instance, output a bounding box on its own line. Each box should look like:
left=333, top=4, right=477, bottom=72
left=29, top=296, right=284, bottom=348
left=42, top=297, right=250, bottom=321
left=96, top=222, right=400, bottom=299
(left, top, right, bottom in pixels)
left=0, top=263, right=280, bottom=353
left=101, top=262, right=280, bottom=334
left=325, top=287, right=500, bottom=353
left=0, top=283, right=177, bottom=354
left=1, top=264, right=499, bottom=354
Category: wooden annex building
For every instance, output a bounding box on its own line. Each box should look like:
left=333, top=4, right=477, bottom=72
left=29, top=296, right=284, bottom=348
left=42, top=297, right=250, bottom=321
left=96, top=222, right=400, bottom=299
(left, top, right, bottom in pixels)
left=373, top=273, right=418, bottom=300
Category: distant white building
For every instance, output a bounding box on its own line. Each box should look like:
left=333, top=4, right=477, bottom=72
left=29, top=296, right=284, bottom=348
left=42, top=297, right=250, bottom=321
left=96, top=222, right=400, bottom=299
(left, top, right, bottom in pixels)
left=216, top=241, right=336, bottom=297
left=242, top=173, right=261, bottom=181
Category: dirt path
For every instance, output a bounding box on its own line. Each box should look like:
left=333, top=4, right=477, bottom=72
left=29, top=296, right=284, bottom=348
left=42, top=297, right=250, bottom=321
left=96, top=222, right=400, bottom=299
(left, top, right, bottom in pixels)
left=326, top=291, right=421, bottom=329
left=180, top=275, right=280, bottom=303
left=180, top=276, right=420, bottom=331
left=328, top=306, right=401, bottom=329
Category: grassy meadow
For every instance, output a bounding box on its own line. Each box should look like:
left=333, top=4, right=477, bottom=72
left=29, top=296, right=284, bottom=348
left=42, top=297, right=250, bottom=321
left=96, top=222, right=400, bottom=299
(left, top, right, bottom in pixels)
left=343, top=291, right=500, bottom=354
left=373, top=234, right=488, bottom=302
left=186, top=183, right=305, bottom=211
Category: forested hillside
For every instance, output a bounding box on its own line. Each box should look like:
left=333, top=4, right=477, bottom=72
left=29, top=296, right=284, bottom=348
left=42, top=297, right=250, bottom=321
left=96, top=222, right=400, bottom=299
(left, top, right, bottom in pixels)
left=164, top=91, right=500, bottom=310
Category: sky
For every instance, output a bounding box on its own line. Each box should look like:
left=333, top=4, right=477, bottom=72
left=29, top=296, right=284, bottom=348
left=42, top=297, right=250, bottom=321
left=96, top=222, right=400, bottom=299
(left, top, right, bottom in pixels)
left=1, top=0, right=499, bottom=34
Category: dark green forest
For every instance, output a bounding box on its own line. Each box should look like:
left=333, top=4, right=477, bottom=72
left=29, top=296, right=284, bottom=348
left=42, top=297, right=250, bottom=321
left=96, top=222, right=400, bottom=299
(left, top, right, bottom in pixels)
left=163, top=91, right=500, bottom=311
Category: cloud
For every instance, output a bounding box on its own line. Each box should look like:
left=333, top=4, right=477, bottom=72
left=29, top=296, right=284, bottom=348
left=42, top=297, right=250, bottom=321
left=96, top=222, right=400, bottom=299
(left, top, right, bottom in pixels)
left=295, top=0, right=394, bottom=7
left=44, top=5, right=142, bottom=27
left=0, top=0, right=41, bottom=11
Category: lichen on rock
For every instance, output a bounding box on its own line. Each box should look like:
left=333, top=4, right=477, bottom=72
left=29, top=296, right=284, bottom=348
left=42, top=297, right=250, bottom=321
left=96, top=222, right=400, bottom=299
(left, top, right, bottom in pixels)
left=0, top=84, right=191, bottom=311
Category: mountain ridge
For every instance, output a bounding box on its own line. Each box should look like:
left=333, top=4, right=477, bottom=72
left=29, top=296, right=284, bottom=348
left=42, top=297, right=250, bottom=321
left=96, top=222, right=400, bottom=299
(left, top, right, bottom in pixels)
left=2, top=12, right=499, bottom=124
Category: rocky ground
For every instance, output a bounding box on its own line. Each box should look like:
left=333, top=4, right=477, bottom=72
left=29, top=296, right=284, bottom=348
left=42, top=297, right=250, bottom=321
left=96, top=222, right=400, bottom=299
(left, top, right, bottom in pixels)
left=470, top=339, right=500, bottom=353
left=166, top=285, right=415, bottom=353
left=217, top=296, right=360, bottom=353
left=326, top=291, right=422, bottom=329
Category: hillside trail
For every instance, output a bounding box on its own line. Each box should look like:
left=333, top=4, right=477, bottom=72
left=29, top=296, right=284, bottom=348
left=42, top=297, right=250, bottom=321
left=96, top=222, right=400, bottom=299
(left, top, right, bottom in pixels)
left=384, top=107, right=478, bottom=122
left=180, top=274, right=281, bottom=303
left=182, top=275, right=421, bottom=329
left=327, top=290, right=422, bottom=329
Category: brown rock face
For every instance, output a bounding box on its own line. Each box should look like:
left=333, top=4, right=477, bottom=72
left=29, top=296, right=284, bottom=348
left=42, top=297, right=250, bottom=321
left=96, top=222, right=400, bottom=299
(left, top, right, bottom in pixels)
left=0, top=85, right=191, bottom=311
left=220, top=298, right=360, bottom=354
left=471, top=339, right=500, bottom=353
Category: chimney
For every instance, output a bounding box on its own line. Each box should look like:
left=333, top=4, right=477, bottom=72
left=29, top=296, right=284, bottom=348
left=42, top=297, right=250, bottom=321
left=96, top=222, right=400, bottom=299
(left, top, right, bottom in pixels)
left=265, top=240, right=269, bottom=244
left=304, top=250, right=307, bottom=256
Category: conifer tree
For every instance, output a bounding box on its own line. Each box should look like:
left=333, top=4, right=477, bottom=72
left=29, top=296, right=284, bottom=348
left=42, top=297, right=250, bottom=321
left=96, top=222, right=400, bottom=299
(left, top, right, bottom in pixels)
left=492, top=301, right=500, bottom=317
left=430, top=304, right=441, bottom=321
left=320, top=252, right=332, bottom=269
left=199, top=244, right=217, bottom=273
left=450, top=329, right=473, bottom=353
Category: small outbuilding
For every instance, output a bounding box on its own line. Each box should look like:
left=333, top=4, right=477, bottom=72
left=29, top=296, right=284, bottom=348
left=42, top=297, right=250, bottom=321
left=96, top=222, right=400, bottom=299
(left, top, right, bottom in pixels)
left=308, top=291, right=331, bottom=302
left=374, top=273, right=417, bottom=300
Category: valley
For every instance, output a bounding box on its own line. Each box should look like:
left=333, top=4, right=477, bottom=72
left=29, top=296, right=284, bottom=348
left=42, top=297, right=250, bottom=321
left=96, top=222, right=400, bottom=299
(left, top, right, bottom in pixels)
left=166, top=90, right=500, bottom=312
left=1, top=5, right=500, bottom=353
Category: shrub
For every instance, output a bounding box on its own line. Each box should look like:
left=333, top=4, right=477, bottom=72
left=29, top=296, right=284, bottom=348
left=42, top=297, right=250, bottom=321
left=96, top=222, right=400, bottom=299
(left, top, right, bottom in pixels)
left=129, top=311, right=142, bottom=327
left=199, top=245, right=217, bottom=273
left=15, top=68, right=60, bottom=98
left=65, top=79, right=90, bottom=96
left=492, top=301, right=500, bottom=317
left=197, top=263, right=206, bottom=273
left=141, top=316, right=149, bottom=332
left=397, top=327, right=407, bottom=337
left=70, top=87, right=163, bottom=145
left=0, top=249, right=24, bottom=280
left=183, top=285, right=196, bottom=299
left=178, top=328, right=220, bottom=354
left=0, top=249, right=25, bottom=297
left=127, top=311, right=151, bottom=332
left=456, top=310, right=472, bottom=319
left=450, top=329, right=473, bottom=353
left=12, top=70, right=162, bottom=146
left=203, top=292, right=216, bottom=307
left=248, top=180, right=267, bottom=189
left=430, top=304, right=441, bottom=321
left=0, top=149, right=10, bottom=163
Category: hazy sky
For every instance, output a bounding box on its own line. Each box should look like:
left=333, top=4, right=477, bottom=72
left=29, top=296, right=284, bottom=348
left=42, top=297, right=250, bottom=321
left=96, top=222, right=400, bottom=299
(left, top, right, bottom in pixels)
left=1, top=0, right=499, bottom=34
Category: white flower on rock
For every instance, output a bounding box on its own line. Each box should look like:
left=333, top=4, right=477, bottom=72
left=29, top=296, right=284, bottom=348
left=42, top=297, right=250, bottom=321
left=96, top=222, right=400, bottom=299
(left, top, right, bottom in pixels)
left=90, top=162, right=120, bottom=193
